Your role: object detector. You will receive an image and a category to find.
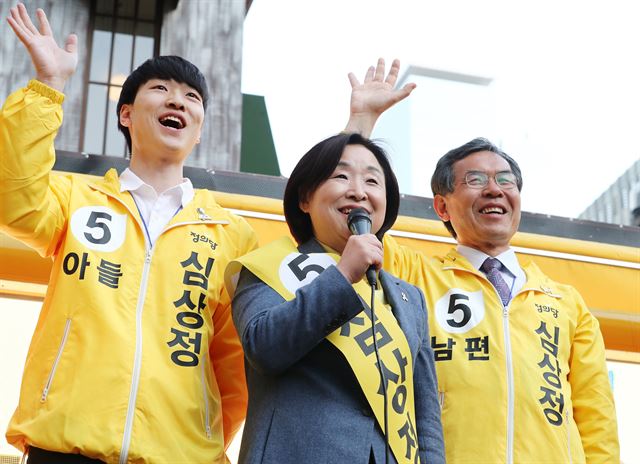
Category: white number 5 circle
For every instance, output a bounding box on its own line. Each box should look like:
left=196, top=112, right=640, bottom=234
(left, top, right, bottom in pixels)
left=278, top=252, right=337, bottom=295
left=70, top=206, right=127, bottom=252
left=434, top=289, right=485, bottom=334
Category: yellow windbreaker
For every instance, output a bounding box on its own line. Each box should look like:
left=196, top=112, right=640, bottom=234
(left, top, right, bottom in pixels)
left=0, top=81, right=258, bottom=463
left=384, top=236, right=619, bottom=463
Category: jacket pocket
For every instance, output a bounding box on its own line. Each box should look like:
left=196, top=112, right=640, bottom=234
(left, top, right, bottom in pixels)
left=200, top=359, right=212, bottom=439
left=565, top=409, right=573, bottom=464
left=41, top=318, right=72, bottom=402
left=565, top=408, right=587, bottom=464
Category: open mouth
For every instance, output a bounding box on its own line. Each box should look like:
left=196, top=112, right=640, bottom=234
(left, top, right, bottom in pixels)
left=159, top=115, right=185, bottom=130
left=480, top=206, right=506, bottom=215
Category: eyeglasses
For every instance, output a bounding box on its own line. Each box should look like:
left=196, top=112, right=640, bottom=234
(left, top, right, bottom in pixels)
left=461, top=170, right=518, bottom=189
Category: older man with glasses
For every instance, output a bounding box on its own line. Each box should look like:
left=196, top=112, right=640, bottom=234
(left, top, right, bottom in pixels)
left=345, top=59, right=619, bottom=463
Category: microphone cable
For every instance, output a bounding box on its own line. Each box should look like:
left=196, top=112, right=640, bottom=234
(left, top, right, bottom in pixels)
left=369, top=279, right=390, bottom=464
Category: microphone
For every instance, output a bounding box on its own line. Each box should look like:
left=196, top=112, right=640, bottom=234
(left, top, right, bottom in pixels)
left=347, top=208, right=377, bottom=288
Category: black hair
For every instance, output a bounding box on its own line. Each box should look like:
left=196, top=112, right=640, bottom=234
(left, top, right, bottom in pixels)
left=283, top=132, right=400, bottom=245
left=430, top=137, right=523, bottom=238
left=116, top=55, right=209, bottom=152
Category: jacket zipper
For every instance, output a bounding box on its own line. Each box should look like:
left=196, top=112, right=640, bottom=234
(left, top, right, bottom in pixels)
left=41, top=318, right=72, bottom=402
left=480, top=266, right=515, bottom=464
left=86, top=187, right=151, bottom=464
left=446, top=262, right=560, bottom=464
left=566, top=409, right=572, bottom=464
left=502, top=305, right=514, bottom=464
left=200, top=359, right=212, bottom=439
left=119, top=247, right=153, bottom=464
left=447, top=264, right=518, bottom=464
left=88, top=184, right=225, bottom=461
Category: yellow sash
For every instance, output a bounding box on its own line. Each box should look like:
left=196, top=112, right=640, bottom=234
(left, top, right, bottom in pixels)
left=226, top=237, right=420, bottom=463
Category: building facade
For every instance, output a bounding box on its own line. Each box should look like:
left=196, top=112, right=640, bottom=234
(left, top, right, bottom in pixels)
left=0, top=0, right=247, bottom=170
left=579, top=159, right=640, bottom=227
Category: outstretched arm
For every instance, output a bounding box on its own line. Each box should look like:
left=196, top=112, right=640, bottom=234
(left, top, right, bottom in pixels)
left=7, top=2, right=78, bottom=91
left=343, top=58, right=416, bottom=137
left=1, top=4, right=78, bottom=256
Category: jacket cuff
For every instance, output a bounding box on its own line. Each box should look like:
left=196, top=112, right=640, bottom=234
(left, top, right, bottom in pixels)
left=27, top=79, right=65, bottom=104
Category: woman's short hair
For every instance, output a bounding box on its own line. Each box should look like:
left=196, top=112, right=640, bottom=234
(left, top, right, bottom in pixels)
left=283, top=132, right=400, bottom=244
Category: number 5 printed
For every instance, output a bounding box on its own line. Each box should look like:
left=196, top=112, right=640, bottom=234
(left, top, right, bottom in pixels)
left=84, top=211, right=112, bottom=244
left=435, top=289, right=485, bottom=333
left=70, top=206, right=127, bottom=252
left=278, top=252, right=337, bottom=295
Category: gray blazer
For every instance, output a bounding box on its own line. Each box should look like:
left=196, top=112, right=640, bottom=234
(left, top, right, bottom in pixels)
left=231, top=240, right=445, bottom=464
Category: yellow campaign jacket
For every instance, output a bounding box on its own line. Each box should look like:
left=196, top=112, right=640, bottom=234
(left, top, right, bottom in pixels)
left=383, top=235, right=619, bottom=463
left=0, top=81, right=258, bottom=463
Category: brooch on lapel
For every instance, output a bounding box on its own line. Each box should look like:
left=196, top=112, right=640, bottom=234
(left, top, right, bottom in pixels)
left=401, top=292, right=408, bottom=302
left=197, top=207, right=211, bottom=221
left=540, top=285, right=562, bottom=298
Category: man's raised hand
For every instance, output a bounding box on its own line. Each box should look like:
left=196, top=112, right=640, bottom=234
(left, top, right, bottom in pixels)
left=7, top=3, right=78, bottom=92
left=344, top=58, right=416, bottom=137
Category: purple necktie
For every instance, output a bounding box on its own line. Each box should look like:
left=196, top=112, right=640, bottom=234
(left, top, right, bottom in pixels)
left=481, top=258, right=510, bottom=306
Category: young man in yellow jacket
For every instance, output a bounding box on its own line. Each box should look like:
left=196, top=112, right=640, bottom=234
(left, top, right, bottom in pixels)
left=345, top=59, right=619, bottom=463
left=1, top=4, right=257, bottom=463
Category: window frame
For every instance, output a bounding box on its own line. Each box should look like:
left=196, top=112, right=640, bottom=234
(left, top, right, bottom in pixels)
left=79, top=0, right=164, bottom=157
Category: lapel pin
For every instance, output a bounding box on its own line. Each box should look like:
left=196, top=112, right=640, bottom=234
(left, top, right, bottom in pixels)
left=197, top=207, right=211, bottom=221
left=401, top=292, right=408, bottom=302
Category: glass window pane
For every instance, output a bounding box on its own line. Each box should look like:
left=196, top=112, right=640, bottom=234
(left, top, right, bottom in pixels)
left=83, top=84, right=108, bottom=155
left=133, top=22, right=155, bottom=69
left=116, top=0, right=136, bottom=18
left=96, top=0, right=115, bottom=15
left=138, top=0, right=157, bottom=21
left=110, top=19, right=134, bottom=84
left=88, top=31, right=112, bottom=82
left=106, top=88, right=126, bottom=156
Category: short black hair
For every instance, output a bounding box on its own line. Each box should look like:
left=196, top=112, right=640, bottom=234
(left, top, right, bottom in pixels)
left=116, top=55, right=209, bottom=152
left=283, top=132, right=400, bottom=244
left=431, top=137, right=523, bottom=238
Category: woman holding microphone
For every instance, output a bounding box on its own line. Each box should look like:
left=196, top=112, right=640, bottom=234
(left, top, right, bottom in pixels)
left=225, top=133, right=444, bottom=464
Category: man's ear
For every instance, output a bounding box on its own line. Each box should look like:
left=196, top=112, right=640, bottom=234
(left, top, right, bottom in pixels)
left=433, top=195, right=450, bottom=222
left=119, top=105, right=132, bottom=128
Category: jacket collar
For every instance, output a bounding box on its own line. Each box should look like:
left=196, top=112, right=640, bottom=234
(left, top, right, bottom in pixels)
left=442, top=247, right=563, bottom=299
left=92, top=169, right=230, bottom=225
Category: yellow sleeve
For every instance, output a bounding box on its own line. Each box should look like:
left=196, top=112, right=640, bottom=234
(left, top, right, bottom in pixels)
left=568, top=288, right=620, bottom=462
left=383, top=234, right=430, bottom=290
left=211, top=216, right=258, bottom=448
left=0, top=80, right=70, bottom=257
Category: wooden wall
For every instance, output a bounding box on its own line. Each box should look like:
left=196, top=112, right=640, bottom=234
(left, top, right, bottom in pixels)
left=0, top=0, right=244, bottom=171
left=161, top=0, right=245, bottom=171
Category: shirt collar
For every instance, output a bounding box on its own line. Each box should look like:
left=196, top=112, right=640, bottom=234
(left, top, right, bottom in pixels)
left=456, top=244, right=520, bottom=277
left=119, top=168, right=194, bottom=207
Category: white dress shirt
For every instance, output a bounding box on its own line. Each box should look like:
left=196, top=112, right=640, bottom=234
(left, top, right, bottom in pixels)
left=457, top=244, right=527, bottom=303
left=119, top=168, right=194, bottom=247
